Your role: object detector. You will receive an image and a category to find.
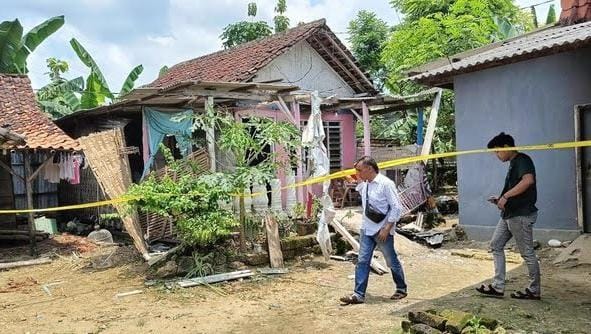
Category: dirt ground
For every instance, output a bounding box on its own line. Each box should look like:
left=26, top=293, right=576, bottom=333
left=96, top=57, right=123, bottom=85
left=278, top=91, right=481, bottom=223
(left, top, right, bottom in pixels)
left=0, top=232, right=590, bottom=334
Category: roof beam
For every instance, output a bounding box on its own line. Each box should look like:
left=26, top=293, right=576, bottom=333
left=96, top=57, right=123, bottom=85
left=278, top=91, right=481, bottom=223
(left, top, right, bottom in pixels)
left=308, top=36, right=366, bottom=92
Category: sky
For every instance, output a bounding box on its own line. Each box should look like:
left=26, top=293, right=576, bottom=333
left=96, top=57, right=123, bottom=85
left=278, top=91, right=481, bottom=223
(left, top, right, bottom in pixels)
left=3, top=0, right=561, bottom=92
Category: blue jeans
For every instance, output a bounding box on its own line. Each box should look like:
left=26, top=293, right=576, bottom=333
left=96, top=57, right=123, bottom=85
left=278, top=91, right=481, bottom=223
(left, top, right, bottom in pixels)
left=354, top=230, right=407, bottom=299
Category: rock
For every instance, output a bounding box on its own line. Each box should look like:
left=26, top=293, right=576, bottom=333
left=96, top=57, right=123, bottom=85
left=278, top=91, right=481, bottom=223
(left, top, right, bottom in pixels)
left=408, top=311, right=447, bottom=331
left=548, top=239, right=562, bottom=248
left=440, top=309, right=473, bottom=334
left=401, top=320, right=412, bottom=332
left=436, top=196, right=458, bottom=214
left=154, top=261, right=178, bottom=278
left=479, top=317, right=499, bottom=330
left=410, top=324, right=443, bottom=334
left=461, top=328, right=492, bottom=334
left=177, top=256, right=194, bottom=275
left=532, top=240, right=541, bottom=250
left=492, top=327, right=507, bottom=334
left=228, top=261, right=247, bottom=270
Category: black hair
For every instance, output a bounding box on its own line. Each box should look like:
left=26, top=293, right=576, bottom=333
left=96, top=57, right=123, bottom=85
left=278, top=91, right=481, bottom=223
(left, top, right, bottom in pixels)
left=487, top=132, right=515, bottom=149
left=355, top=156, right=379, bottom=173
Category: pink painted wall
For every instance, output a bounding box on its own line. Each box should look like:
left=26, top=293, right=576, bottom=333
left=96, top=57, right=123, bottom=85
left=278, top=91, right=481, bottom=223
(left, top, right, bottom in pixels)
left=235, top=106, right=356, bottom=208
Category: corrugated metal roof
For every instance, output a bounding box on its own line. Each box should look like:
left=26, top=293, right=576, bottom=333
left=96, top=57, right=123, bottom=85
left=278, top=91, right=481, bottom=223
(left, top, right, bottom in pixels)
left=408, top=21, right=591, bottom=86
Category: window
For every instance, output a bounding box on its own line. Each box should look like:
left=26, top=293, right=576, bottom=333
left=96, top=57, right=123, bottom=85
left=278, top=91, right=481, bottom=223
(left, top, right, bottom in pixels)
left=301, top=121, right=342, bottom=172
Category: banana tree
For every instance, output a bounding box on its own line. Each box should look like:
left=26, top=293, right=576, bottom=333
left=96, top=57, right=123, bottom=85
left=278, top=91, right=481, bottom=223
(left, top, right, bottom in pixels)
left=70, top=38, right=143, bottom=109
left=0, top=16, right=64, bottom=74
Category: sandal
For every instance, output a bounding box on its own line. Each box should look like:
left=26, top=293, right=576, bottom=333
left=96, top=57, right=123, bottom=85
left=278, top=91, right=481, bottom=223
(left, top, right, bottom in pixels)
left=390, top=291, right=408, bottom=300
left=476, top=284, right=504, bottom=297
left=339, top=294, right=364, bottom=305
left=510, top=288, right=541, bottom=300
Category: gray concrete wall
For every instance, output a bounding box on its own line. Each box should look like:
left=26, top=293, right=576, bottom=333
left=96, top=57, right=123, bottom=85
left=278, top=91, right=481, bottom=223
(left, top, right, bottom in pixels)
left=454, top=47, right=591, bottom=242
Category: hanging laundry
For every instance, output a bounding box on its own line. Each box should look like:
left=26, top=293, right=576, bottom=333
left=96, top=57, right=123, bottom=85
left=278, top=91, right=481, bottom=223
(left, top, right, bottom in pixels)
left=70, top=154, right=82, bottom=185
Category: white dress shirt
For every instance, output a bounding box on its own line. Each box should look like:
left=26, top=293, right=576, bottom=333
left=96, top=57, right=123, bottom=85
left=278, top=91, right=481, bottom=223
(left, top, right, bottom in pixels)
left=356, top=173, right=403, bottom=236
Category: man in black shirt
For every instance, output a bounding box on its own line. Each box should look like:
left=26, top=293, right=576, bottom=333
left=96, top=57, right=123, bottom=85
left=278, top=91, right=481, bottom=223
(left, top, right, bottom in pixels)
left=476, top=132, right=541, bottom=300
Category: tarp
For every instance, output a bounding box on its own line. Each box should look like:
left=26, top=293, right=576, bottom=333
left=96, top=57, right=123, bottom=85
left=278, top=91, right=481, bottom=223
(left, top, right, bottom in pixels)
left=142, top=107, right=193, bottom=178
left=302, top=91, right=333, bottom=260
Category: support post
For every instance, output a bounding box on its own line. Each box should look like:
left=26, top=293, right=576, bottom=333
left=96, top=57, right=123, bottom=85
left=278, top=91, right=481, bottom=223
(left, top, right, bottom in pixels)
left=420, top=89, right=443, bottom=162
left=205, top=96, right=216, bottom=172
left=23, top=151, right=37, bottom=256
left=362, top=102, right=371, bottom=156
left=417, top=109, right=424, bottom=146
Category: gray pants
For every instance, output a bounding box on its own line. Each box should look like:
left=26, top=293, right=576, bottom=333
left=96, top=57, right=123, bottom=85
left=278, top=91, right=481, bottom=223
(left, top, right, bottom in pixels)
left=490, top=213, right=540, bottom=295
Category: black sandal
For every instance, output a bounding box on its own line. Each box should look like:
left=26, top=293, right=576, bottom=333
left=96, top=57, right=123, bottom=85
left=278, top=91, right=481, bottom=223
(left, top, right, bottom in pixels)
left=476, top=284, right=504, bottom=297
left=510, top=288, right=541, bottom=300
left=390, top=291, right=408, bottom=300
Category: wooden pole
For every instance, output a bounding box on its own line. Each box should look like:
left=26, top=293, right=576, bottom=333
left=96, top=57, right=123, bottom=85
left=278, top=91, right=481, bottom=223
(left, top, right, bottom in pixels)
left=362, top=102, right=371, bottom=156
left=292, top=101, right=304, bottom=203
left=23, top=150, right=37, bottom=256
left=205, top=96, right=216, bottom=172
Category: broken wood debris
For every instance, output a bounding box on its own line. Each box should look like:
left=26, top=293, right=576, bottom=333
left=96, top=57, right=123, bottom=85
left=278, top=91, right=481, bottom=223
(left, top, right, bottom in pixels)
left=450, top=249, right=522, bottom=264
left=257, top=267, right=289, bottom=275
left=170, top=270, right=255, bottom=289
left=329, top=219, right=388, bottom=275
left=41, top=281, right=65, bottom=296
left=115, top=290, right=143, bottom=298
left=0, top=257, right=52, bottom=270
left=265, top=215, right=284, bottom=269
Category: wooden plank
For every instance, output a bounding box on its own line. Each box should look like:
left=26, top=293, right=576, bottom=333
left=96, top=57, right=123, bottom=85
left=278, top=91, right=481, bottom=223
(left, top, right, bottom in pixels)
left=276, top=96, right=297, bottom=125
left=0, top=158, right=24, bottom=181
left=23, top=151, right=37, bottom=256
left=257, top=267, right=289, bottom=275
left=177, top=270, right=254, bottom=288
left=0, top=257, right=51, bottom=270
left=362, top=102, right=371, bottom=156
left=27, top=153, right=55, bottom=183
left=319, top=32, right=374, bottom=88
left=265, top=215, right=284, bottom=268
left=205, top=96, right=216, bottom=172
left=420, top=89, right=443, bottom=162
left=329, top=219, right=388, bottom=275
left=182, top=89, right=273, bottom=101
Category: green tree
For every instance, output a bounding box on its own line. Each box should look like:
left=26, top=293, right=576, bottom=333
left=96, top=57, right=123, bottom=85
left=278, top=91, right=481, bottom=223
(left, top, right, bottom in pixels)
left=347, top=10, right=390, bottom=90
left=193, top=107, right=299, bottom=251
left=380, top=0, right=531, bottom=153
left=220, top=2, right=272, bottom=49
left=546, top=4, right=556, bottom=25
left=70, top=38, right=143, bottom=108
left=531, top=6, right=538, bottom=28
left=0, top=16, right=64, bottom=74
left=273, top=0, right=290, bottom=33
left=36, top=58, right=84, bottom=119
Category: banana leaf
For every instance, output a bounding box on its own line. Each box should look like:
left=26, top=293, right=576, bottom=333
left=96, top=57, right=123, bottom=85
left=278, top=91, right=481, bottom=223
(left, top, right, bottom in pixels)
left=118, top=64, right=143, bottom=98
left=14, top=15, right=64, bottom=73
left=70, top=38, right=113, bottom=99
left=0, top=20, right=23, bottom=73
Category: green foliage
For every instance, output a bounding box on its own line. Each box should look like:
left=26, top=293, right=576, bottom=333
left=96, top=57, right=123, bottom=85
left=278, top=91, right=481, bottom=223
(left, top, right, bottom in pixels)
left=127, top=145, right=238, bottom=246
left=69, top=38, right=143, bottom=108
left=347, top=10, right=389, bottom=90
left=36, top=58, right=85, bottom=119
left=273, top=0, right=290, bottom=33
left=530, top=6, right=538, bottom=28
left=463, top=316, right=490, bottom=334
left=0, top=16, right=64, bottom=74
left=546, top=4, right=556, bottom=25
left=185, top=252, right=214, bottom=278
left=158, top=65, right=169, bottom=78
left=220, top=2, right=272, bottom=49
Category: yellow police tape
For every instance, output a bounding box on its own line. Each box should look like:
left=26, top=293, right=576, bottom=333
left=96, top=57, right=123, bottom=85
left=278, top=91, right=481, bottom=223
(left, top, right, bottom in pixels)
left=2, top=139, right=590, bottom=214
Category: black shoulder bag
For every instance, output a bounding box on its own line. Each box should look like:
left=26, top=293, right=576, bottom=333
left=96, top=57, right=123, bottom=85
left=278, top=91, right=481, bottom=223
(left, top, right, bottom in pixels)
left=365, top=183, right=389, bottom=224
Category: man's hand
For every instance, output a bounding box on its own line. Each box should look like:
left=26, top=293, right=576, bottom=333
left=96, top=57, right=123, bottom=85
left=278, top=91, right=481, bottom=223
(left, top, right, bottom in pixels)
left=497, top=196, right=507, bottom=210
left=377, top=223, right=392, bottom=242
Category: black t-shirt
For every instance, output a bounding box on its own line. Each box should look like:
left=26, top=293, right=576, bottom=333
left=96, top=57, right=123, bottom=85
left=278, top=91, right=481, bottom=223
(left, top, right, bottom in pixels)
left=501, top=152, right=538, bottom=219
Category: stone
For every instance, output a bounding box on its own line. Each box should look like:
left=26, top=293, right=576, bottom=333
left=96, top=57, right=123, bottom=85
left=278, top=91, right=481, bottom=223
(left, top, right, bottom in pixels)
left=177, top=256, right=194, bottom=275
left=154, top=261, right=178, bottom=278
left=401, top=320, right=412, bottom=332
left=479, top=317, right=499, bottom=330
left=228, top=261, right=247, bottom=270
left=492, top=327, right=507, bottom=334
left=440, top=309, right=473, bottom=334
left=410, top=324, right=443, bottom=334
left=408, top=311, right=447, bottom=331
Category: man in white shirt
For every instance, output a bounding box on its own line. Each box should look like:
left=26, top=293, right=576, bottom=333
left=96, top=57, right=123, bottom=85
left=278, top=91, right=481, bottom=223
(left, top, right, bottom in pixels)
left=340, top=156, right=408, bottom=305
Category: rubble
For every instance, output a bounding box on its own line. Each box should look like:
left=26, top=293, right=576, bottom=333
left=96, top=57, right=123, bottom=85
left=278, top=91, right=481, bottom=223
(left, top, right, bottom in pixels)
left=401, top=309, right=504, bottom=334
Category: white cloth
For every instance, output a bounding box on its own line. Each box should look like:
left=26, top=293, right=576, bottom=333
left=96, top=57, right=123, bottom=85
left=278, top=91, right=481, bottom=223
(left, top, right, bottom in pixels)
left=356, top=173, right=403, bottom=236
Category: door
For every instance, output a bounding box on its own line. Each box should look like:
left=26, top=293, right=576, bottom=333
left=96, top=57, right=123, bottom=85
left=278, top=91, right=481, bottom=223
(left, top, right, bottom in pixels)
left=575, top=104, right=591, bottom=232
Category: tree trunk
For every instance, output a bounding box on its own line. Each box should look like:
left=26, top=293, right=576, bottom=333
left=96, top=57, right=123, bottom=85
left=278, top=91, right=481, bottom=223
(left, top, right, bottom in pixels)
left=239, top=195, right=246, bottom=252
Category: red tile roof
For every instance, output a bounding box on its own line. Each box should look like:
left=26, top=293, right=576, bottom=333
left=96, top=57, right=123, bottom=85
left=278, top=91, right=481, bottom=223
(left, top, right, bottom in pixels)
left=0, top=74, right=80, bottom=150
left=560, top=0, right=591, bottom=25
left=149, top=19, right=375, bottom=93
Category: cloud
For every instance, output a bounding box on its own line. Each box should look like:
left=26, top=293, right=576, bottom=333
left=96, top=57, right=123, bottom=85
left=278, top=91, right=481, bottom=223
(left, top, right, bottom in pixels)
left=5, top=0, right=560, bottom=92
